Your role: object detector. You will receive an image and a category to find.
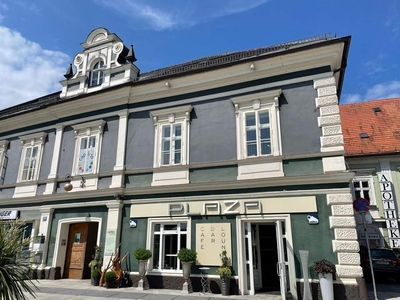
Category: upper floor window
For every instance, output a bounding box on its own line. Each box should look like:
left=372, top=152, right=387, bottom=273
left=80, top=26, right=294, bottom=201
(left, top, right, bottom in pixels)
left=352, top=175, right=376, bottom=206
left=161, top=123, right=182, bottom=165
left=231, top=89, right=282, bottom=160
left=17, top=132, right=47, bottom=182
left=244, top=110, right=271, bottom=156
left=0, top=140, right=9, bottom=182
left=150, top=105, right=192, bottom=167
left=90, top=61, right=104, bottom=87
left=72, top=120, right=105, bottom=175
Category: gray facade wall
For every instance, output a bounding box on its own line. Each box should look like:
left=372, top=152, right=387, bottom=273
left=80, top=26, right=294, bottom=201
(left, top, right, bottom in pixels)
left=125, top=112, right=154, bottom=170
left=280, top=81, right=321, bottom=155
left=99, top=117, right=118, bottom=173
left=39, top=130, right=55, bottom=180
left=3, top=138, right=21, bottom=185
left=58, top=127, right=75, bottom=176
left=190, top=99, right=237, bottom=164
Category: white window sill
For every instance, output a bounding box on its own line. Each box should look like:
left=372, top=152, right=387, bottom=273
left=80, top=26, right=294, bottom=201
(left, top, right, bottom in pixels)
left=147, top=270, right=183, bottom=276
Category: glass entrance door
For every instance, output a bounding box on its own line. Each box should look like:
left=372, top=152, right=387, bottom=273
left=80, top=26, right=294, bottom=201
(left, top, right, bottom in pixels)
left=243, top=220, right=288, bottom=298
left=275, top=220, right=287, bottom=299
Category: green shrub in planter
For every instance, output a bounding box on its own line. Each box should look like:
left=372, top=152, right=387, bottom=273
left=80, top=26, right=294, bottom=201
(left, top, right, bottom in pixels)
left=177, top=248, right=197, bottom=262
left=88, top=260, right=99, bottom=270
left=313, top=259, right=336, bottom=274
left=216, top=251, right=232, bottom=278
left=91, top=268, right=101, bottom=278
left=134, top=248, right=152, bottom=260
left=104, top=271, right=116, bottom=283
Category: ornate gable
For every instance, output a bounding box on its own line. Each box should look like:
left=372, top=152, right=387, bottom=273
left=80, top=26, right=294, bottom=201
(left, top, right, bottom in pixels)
left=60, top=28, right=139, bottom=98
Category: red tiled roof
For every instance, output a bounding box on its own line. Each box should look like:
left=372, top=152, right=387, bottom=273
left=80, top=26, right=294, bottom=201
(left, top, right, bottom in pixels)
left=339, top=98, right=400, bottom=156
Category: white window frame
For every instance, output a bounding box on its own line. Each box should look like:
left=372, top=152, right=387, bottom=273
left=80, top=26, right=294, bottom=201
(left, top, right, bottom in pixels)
left=351, top=175, right=377, bottom=206
left=0, top=140, right=9, bottom=181
left=90, top=60, right=105, bottom=87
left=146, top=217, right=191, bottom=274
left=71, top=120, right=105, bottom=175
left=17, top=132, right=47, bottom=183
left=150, top=105, right=192, bottom=168
left=231, top=89, right=282, bottom=160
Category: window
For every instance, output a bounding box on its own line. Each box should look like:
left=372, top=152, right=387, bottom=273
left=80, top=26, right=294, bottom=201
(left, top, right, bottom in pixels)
left=231, top=89, right=282, bottom=160
left=0, top=140, right=9, bottom=182
left=244, top=110, right=271, bottom=157
left=352, top=176, right=376, bottom=205
left=161, top=123, right=182, bottom=165
left=17, top=132, right=47, bottom=182
left=72, top=120, right=105, bottom=175
left=147, top=218, right=190, bottom=272
left=90, top=61, right=104, bottom=86
left=77, top=136, right=96, bottom=174
left=150, top=105, right=192, bottom=167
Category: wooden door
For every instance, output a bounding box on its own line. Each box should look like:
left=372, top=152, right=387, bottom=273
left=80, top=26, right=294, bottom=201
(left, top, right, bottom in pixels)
left=64, top=223, right=89, bottom=279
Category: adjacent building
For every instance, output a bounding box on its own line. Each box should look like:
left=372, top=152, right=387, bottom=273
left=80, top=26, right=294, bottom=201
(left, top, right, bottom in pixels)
left=340, top=98, right=400, bottom=252
left=0, top=28, right=362, bottom=298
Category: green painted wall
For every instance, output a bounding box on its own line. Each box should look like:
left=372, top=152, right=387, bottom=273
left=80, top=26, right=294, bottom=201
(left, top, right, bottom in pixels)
left=191, top=215, right=237, bottom=276
left=291, top=194, right=336, bottom=280
left=189, top=166, right=237, bottom=183
left=119, top=205, right=148, bottom=272
left=125, top=173, right=152, bottom=187
left=283, top=158, right=323, bottom=176
left=19, top=210, right=41, bottom=220
left=47, top=206, right=108, bottom=266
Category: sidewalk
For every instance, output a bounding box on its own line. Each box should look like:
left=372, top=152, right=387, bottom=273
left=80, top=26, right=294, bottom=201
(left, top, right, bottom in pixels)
left=26, top=279, right=282, bottom=300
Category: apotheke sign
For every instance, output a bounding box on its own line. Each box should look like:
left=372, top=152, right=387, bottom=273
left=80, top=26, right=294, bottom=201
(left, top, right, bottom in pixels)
left=379, top=174, right=400, bottom=249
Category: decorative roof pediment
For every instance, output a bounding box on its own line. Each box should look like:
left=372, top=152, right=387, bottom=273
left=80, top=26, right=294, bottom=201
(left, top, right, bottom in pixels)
left=81, top=27, right=123, bottom=50
left=60, top=27, right=139, bottom=99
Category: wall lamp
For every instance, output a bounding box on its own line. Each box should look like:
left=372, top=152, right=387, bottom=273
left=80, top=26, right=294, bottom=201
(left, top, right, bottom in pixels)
left=64, top=174, right=86, bottom=192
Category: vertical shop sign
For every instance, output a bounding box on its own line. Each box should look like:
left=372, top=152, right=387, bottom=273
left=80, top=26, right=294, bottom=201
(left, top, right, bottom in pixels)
left=196, top=223, right=231, bottom=265
left=379, top=174, right=400, bottom=248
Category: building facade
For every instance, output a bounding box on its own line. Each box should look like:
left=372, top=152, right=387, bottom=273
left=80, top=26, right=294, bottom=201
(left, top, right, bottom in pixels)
left=0, top=28, right=363, bottom=298
left=340, top=99, right=400, bottom=253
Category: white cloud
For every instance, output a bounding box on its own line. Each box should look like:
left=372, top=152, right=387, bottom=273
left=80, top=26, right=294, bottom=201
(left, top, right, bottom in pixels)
left=341, top=81, right=400, bottom=104
left=94, top=0, right=270, bottom=31
left=0, top=26, right=70, bottom=111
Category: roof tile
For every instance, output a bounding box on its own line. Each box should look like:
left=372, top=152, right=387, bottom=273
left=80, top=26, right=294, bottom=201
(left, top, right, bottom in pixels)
left=339, top=98, right=400, bottom=156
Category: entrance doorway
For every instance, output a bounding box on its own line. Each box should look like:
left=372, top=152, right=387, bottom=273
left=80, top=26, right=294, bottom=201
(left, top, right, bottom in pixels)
left=240, top=218, right=292, bottom=298
left=63, top=222, right=98, bottom=279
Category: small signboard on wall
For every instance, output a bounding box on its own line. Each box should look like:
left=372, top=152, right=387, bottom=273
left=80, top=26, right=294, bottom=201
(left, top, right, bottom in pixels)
left=0, top=210, right=19, bottom=220
left=104, top=229, right=117, bottom=256
left=196, top=223, right=231, bottom=266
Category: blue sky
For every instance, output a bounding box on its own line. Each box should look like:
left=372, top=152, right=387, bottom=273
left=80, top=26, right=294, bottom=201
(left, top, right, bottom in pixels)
left=0, top=0, right=399, bottom=110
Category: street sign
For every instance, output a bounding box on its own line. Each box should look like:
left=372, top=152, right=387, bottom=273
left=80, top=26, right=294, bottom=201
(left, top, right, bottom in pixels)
left=353, top=197, right=370, bottom=212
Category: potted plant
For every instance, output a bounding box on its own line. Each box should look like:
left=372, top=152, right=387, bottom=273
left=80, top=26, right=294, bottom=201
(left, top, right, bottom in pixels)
left=91, top=268, right=101, bottom=286
left=88, top=245, right=102, bottom=285
left=216, top=250, right=232, bottom=296
left=177, top=248, right=197, bottom=294
left=313, top=259, right=336, bottom=300
left=133, top=248, right=152, bottom=290
left=104, top=270, right=117, bottom=289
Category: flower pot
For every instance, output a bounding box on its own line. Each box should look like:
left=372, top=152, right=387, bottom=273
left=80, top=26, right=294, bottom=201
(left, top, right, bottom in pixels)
left=181, top=261, right=193, bottom=282
left=91, top=276, right=100, bottom=286
left=318, top=273, right=334, bottom=300
left=138, top=260, right=148, bottom=278
left=220, top=276, right=230, bottom=296
left=105, top=281, right=115, bottom=289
